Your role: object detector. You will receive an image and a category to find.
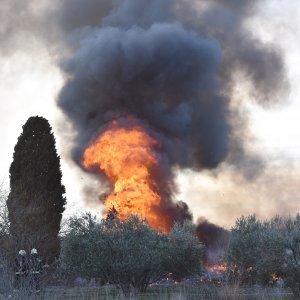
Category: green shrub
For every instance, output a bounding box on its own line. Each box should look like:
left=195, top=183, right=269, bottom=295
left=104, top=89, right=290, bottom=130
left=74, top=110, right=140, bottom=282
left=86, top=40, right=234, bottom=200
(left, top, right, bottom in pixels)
left=59, top=214, right=203, bottom=296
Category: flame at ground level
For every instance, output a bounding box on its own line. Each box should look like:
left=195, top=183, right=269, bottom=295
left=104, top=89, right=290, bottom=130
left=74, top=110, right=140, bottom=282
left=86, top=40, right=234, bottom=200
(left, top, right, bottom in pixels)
left=82, top=120, right=173, bottom=232
left=207, top=264, right=227, bottom=275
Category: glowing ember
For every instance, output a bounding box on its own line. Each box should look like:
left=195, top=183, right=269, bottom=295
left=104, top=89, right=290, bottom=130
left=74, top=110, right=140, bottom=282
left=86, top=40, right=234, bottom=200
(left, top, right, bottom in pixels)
left=207, top=264, right=227, bottom=275
left=271, top=274, right=282, bottom=281
left=82, top=119, right=172, bottom=232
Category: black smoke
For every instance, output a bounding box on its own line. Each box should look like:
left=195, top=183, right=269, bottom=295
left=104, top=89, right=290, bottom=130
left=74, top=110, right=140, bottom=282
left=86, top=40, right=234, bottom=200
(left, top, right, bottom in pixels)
left=58, top=22, right=228, bottom=170
left=55, top=0, right=288, bottom=174
left=1, top=0, right=288, bottom=174
left=54, top=0, right=288, bottom=226
left=1, top=0, right=290, bottom=248
left=56, top=1, right=231, bottom=226
left=196, top=218, right=230, bottom=266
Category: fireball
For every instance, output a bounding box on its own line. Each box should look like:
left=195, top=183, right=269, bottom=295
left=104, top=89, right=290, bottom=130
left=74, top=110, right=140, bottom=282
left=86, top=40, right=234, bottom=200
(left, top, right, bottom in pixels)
left=82, top=119, right=172, bottom=232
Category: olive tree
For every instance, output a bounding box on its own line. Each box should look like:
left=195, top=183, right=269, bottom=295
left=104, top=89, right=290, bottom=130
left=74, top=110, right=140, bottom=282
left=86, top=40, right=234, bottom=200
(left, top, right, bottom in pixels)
left=60, top=214, right=203, bottom=296
left=279, top=214, right=300, bottom=296
left=166, top=222, right=204, bottom=280
left=226, top=215, right=285, bottom=285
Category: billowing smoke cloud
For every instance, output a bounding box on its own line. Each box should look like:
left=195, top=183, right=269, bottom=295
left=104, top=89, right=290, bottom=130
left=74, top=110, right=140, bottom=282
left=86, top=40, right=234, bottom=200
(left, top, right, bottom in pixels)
left=54, top=0, right=288, bottom=228
left=55, top=0, right=288, bottom=174
left=57, top=0, right=231, bottom=226
left=1, top=0, right=288, bottom=174
left=59, top=22, right=228, bottom=170
left=173, top=0, right=289, bottom=178
left=175, top=0, right=288, bottom=103
left=1, top=0, right=290, bottom=236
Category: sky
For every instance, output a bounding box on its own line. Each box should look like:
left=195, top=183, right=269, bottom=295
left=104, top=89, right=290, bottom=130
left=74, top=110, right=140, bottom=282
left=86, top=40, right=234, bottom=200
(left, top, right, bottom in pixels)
left=0, top=0, right=299, bottom=228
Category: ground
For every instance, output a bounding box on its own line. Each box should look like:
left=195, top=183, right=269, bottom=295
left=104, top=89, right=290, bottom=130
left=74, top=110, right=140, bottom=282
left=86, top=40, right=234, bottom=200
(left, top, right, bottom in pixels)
left=6, top=285, right=294, bottom=300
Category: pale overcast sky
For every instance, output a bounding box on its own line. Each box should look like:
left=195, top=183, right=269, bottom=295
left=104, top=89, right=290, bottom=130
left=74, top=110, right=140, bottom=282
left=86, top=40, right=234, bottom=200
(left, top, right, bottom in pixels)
left=0, top=0, right=299, bottom=228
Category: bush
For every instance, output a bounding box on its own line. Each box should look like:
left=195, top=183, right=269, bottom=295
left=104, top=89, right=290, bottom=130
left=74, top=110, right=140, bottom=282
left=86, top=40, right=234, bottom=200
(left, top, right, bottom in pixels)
left=226, top=215, right=285, bottom=285
left=59, top=214, right=203, bottom=296
left=226, top=213, right=300, bottom=297
left=279, top=214, right=300, bottom=296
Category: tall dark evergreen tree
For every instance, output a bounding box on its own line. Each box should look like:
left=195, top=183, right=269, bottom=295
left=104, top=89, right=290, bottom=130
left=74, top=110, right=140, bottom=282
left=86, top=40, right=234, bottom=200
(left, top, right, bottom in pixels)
left=7, top=116, right=66, bottom=261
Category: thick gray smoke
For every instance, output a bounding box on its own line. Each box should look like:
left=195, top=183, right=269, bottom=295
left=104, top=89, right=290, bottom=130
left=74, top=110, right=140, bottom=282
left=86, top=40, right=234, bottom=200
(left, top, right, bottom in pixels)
left=1, top=0, right=288, bottom=173
left=174, top=0, right=288, bottom=104
left=55, top=0, right=288, bottom=175
left=1, top=0, right=289, bottom=247
left=55, top=0, right=287, bottom=230
left=59, top=22, right=228, bottom=169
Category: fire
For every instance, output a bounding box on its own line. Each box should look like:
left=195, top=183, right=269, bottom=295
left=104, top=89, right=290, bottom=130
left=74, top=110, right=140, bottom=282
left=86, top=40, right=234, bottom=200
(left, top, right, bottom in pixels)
left=207, top=264, right=227, bottom=275
left=271, top=274, right=282, bottom=281
left=82, top=119, right=172, bottom=232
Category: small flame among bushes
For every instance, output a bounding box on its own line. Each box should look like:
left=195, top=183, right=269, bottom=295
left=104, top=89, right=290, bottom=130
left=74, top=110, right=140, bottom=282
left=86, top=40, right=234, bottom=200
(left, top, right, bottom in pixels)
left=207, top=264, right=227, bottom=275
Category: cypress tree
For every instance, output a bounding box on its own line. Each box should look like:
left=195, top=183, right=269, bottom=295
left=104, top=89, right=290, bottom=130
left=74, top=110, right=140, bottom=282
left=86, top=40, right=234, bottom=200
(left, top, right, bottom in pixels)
left=7, top=116, right=66, bottom=261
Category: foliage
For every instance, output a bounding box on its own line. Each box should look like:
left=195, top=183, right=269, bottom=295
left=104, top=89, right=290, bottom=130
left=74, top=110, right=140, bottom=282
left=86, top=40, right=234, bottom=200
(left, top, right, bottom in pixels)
left=279, top=214, right=300, bottom=296
left=226, top=215, right=285, bottom=285
left=226, top=214, right=300, bottom=296
left=7, top=116, right=66, bottom=261
left=0, top=187, right=9, bottom=238
left=167, top=222, right=204, bottom=280
left=59, top=214, right=203, bottom=296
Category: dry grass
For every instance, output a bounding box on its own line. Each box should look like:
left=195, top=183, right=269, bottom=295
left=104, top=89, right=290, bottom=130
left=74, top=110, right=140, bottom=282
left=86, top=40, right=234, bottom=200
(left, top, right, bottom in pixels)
left=1, top=284, right=293, bottom=300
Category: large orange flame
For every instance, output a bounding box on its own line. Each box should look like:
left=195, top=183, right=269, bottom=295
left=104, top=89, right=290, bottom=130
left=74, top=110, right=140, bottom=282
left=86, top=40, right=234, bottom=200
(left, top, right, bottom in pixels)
left=82, top=120, right=172, bottom=232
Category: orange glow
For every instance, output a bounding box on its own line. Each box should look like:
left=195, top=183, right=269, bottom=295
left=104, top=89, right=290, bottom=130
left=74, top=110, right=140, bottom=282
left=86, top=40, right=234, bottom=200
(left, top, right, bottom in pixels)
left=271, top=274, right=281, bottom=281
left=207, top=264, right=227, bottom=274
left=82, top=120, right=172, bottom=232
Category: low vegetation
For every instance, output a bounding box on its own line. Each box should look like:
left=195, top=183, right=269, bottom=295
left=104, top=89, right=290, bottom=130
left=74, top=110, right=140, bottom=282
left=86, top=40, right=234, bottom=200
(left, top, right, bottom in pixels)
left=1, top=181, right=300, bottom=298
left=226, top=214, right=300, bottom=296
left=59, top=214, right=203, bottom=296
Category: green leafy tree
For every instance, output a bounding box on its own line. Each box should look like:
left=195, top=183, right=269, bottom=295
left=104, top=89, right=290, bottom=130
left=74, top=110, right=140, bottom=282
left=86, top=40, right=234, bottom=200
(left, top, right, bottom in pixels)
left=226, top=215, right=285, bottom=285
left=166, top=222, right=204, bottom=280
left=256, top=220, right=286, bottom=284
left=7, top=116, right=66, bottom=261
left=60, top=214, right=203, bottom=296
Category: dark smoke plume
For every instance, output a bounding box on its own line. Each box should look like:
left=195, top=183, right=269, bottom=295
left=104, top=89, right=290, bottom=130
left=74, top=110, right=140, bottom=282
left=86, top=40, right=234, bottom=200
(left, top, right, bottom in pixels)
left=196, top=218, right=230, bottom=266
left=1, top=0, right=288, bottom=173
left=56, top=0, right=288, bottom=174
left=55, top=0, right=288, bottom=225
left=59, top=22, right=227, bottom=169
left=1, top=0, right=290, bottom=246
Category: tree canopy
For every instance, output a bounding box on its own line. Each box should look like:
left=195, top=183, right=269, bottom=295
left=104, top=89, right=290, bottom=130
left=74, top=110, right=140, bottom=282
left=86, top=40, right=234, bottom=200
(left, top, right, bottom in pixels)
left=226, top=214, right=300, bottom=296
left=60, top=214, right=203, bottom=296
left=7, top=116, right=66, bottom=260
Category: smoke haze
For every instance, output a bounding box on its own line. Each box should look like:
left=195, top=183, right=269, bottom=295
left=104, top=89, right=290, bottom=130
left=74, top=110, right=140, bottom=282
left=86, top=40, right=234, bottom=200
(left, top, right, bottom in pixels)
left=1, top=1, right=288, bottom=175
left=55, top=0, right=288, bottom=176
left=54, top=0, right=289, bottom=236
left=1, top=0, right=297, bottom=239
